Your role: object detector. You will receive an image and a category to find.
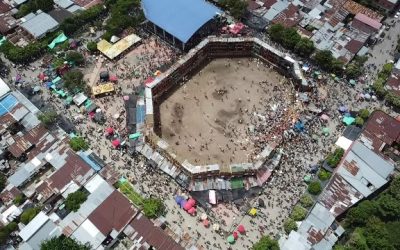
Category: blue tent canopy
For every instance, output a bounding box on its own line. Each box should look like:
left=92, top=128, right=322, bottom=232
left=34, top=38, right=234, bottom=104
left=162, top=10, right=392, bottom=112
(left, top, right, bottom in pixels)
left=142, top=0, right=221, bottom=43
left=294, top=121, right=305, bottom=132
left=175, top=196, right=184, bottom=204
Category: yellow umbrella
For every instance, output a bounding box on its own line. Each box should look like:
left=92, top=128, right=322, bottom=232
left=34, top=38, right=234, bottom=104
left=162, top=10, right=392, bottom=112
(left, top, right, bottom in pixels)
left=249, top=208, right=257, bottom=216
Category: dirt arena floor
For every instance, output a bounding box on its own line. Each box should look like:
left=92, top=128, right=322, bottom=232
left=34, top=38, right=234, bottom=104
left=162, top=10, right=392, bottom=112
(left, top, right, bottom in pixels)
left=158, top=58, right=288, bottom=166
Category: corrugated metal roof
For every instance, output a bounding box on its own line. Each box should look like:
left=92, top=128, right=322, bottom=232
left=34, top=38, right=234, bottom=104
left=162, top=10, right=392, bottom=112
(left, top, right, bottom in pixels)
left=54, top=0, right=74, bottom=8
left=125, top=212, right=184, bottom=250
left=351, top=141, right=394, bottom=178
left=66, top=4, right=83, bottom=13
left=26, top=219, right=61, bottom=250
left=337, top=141, right=393, bottom=196
left=72, top=219, right=105, bottom=249
left=354, top=13, right=382, bottom=30
left=20, top=11, right=59, bottom=39
left=19, top=212, right=49, bottom=241
left=88, top=190, right=136, bottom=236
left=141, top=0, right=221, bottom=43
left=319, top=173, right=363, bottom=217
left=59, top=175, right=113, bottom=235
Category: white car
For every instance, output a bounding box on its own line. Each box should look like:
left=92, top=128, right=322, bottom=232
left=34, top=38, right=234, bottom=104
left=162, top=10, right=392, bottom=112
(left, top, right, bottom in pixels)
left=396, top=11, right=400, bottom=16
left=395, top=15, right=399, bottom=19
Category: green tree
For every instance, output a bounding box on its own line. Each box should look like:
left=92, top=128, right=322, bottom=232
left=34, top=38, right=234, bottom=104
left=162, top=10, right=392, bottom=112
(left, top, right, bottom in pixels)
left=16, top=0, right=54, bottom=18
left=326, top=148, right=345, bottom=168
left=13, top=194, right=25, bottom=206
left=38, top=110, right=58, bottom=126
left=0, top=222, right=18, bottom=245
left=104, top=0, right=143, bottom=36
left=0, top=230, right=7, bottom=245
left=355, top=116, right=364, bottom=127
left=299, top=194, right=314, bottom=208
left=294, top=38, right=315, bottom=57
left=69, top=137, right=89, bottom=152
left=0, top=40, right=44, bottom=64
left=376, top=194, right=400, bottom=220
left=0, top=173, right=6, bottom=193
left=87, top=41, right=98, bottom=53
left=385, top=221, right=400, bottom=248
left=268, top=24, right=285, bottom=42
left=345, top=62, right=363, bottom=79
left=63, top=70, right=86, bottom=91
left=363, top=218, right=393, bottom=250
left=252, top=235, right=279, bottom=250
left=230, top=0, right=248, bottom=19
left=372, top=78, right=387, bottom=98
left=20, top=207, right=40, bottom=225
left=331, top=59, right=344, bottom=74
left=314, top=50, right=334, bottom=70
left=308, top=181, right=322, bottom=195
left=385, top=91, right=400, bottom=109
left=283, top=218, right=298, bottom=234
left=290, top=205, right=308, bottom=221
left=219, top=0, right=248, bottom=19
left=41, top=235, right=90, bottom=250
left=318, top=169, right=332, bottom=181
left=358, top=109, right=370, bottom=119
left=388, top=177, right=400, bottom=200
left=345, top=200, right=377, bottom=228
left=281, top=28, right=301, bottom=50
left=379, top=63, right=394, bottom=79
left=347, top=228, right=369, bottom=250
left=65, top=191, right=88, bottom=212
left=66, top=51, right=85, bottom=65
left=142, top=198, right=164, bottom=218
left=60, top=5, right=105, bottom=36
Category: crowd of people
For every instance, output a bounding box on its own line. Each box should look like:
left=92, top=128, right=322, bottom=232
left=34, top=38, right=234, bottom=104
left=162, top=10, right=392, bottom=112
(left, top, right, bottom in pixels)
left=3, top=24, right=388, bottom=249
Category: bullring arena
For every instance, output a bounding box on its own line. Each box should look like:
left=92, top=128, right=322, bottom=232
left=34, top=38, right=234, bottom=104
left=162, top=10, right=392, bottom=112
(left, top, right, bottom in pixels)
left=158, top=58, right=293, bottom=166
left=139, top=37, right=306, bottom=190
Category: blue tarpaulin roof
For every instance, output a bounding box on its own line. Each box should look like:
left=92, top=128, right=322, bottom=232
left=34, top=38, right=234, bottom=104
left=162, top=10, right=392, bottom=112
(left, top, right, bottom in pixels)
left=142, top=0, right=221, bottom=43
left=78, top=151, right=102, bottom=172
left=0, top=94, right=18, bottom=116
left=136, top=105, right=145, bottom=124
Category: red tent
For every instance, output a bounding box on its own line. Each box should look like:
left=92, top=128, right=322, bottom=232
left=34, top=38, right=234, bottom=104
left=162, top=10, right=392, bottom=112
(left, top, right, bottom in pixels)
left=237, top=225, right=245, bottom=234
left=38, top=72, right=45, bottom=80
left=144, top=77, right=154, bottom=85
left=105, top=127, right=114, bottom=135
left=183, top=202, right=193, bottom=211
left=187, top=198, right=196, bottom=207
left=110, top=75, right=118, bottom=82
left=203, top=219, right=210, bottom=227
left=233, top=231, right=238, bottom=240
left=188, top=207, right=196, bottom=215
left=112, top=139, right=120, bottom=148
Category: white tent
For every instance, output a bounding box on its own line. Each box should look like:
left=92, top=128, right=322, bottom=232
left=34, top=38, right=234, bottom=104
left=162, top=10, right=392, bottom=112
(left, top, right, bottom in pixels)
left=335, top=136, right=353, bottom=151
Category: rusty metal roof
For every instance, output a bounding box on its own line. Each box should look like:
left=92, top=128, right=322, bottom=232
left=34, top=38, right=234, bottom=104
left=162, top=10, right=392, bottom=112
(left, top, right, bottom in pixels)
left=272, top=4, right=302, bottom=28
left=88, top=190, right=137, bottom=236
left=125, top=213, right=184, bottom=250
left=363, top=110, right=400, bottom=146
left=8, top=124, right=48, bottom=158
left=319, top=173, right=363, bottom=217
